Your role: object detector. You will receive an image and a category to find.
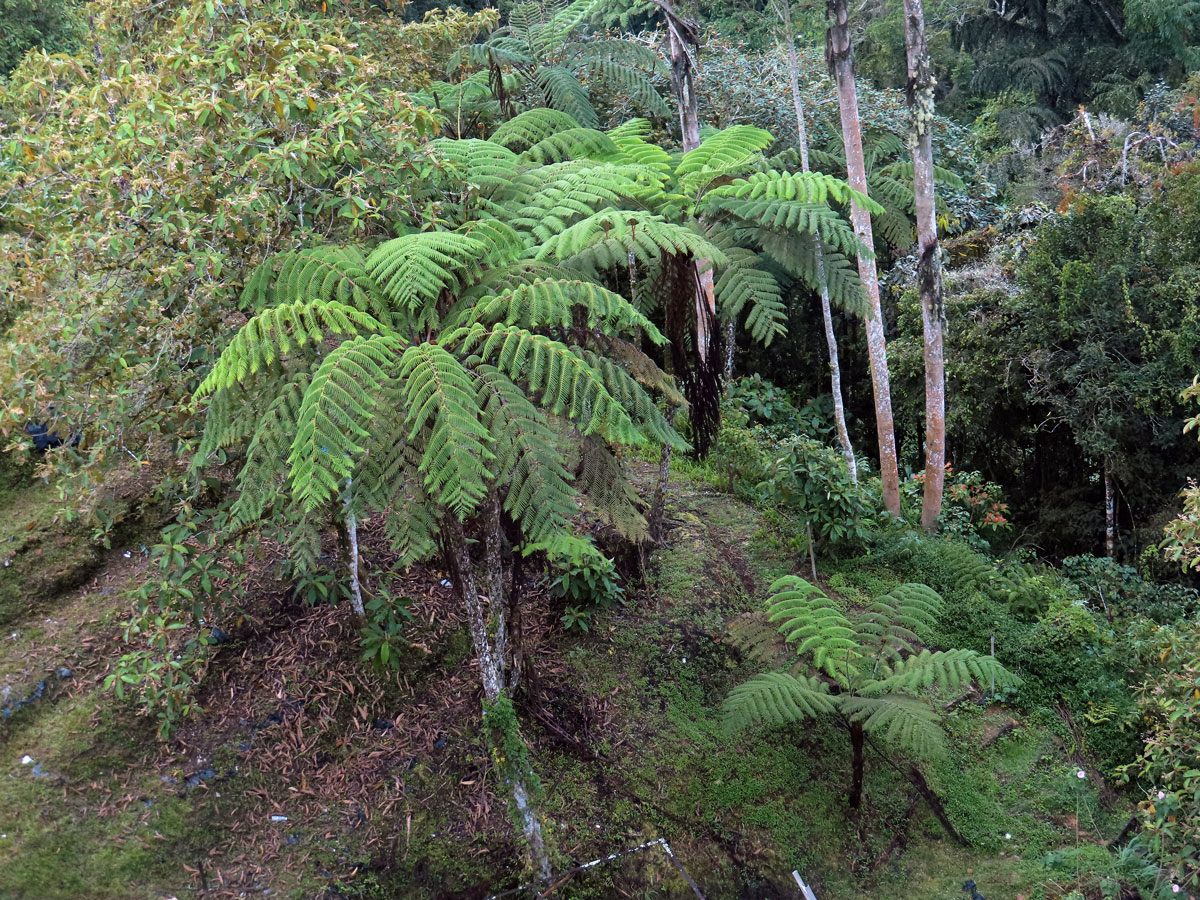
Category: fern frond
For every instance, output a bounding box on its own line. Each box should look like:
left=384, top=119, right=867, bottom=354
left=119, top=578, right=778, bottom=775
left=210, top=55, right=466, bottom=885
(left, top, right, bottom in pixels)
left=865, top=648, right=1020, bottom=696
left=230, top=371, right=312, bottom=526
left=675, top=125, right=774, bottom=179
left=521, top=127, right=620, bottom=164
left=195, top=301, right=389, bottom=398
left=465, top=278, right=663, bottom=342
left=451, top=324, right=644, bottom=446
left=577, top=436, right=647, bottom=540
left=287, top=334, right=406, bottom=511
left=857, top=583, right=943, bottom=664
left=578, top=56, right=671, bottom=118
left=709, top=170, right=883, bottom=216
left=576, top=347, right=688, bottom=448
left=840, top=694, right=947, bottom=759
left=398, top=342, right=494, bottom=517
left=428, top=138, right=522, bottom=197
left=365, top=230, right=490, bottom=329
left=477, top=365, right=577, bottom=542
left=757, top=231, right=868, bottom=317
left=536, top=210, right=727, bottom=273
left=714, top=247, right=787, bottom=345
left=722, top=672, right=836, bottom=732
left=490, top=108, right=584, bottom=151
left=535, top=66, right=598, bottom=128
left=240, top=247, right=386, bottom=321
left=584, top=331, right=685, bottom=406
left=766, top=576, right=862, bottom=681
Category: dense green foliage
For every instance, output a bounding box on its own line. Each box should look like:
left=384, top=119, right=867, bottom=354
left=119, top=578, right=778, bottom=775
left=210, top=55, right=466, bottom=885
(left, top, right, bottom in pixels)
left=3, top=0, right=1200, bottom=895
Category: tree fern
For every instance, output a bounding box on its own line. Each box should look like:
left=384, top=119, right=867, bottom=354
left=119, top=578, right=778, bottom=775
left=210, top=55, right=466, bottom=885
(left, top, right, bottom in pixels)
left=713, top=248, right=787, bottom=345
left=724, top=574, right=1019, bottom=808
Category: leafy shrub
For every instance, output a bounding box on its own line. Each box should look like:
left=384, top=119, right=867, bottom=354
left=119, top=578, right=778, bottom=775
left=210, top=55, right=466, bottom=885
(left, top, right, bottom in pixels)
left=536, top=535, right=627, bottom=633
left=758, top=434, right=874, bottom=550
left=726, top=374, right=799, bottom=428
left=1062, top=554, right=1200, bottom=624
left=360, top=588, right=415, bottom=670
left=901, top=466, right=1011, bottom=550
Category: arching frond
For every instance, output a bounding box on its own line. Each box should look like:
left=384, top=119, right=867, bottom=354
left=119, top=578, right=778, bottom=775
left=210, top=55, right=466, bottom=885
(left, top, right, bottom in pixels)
left=490, top=108, right=583, bottom=151
left=521, top=127, right=620, bottom=164
left=427, top=137, right=523, bottom=197
left=365, top=230, right=491, bottom=328
left=577, top=436, right=647, bottom=540
left=195, top=301, right=388, bottom=398
left=840, top=694, right=947, bottom=759
left=451, top=324, right=645, bottom=446
left=240, top=247, right=384, bottom=321
left=477, top=365, right=576, bottom=542
left=722, top=672, right=836, bottom=732
left=714, top=248, right=787, bottom=345
left=536, top=210, right=727, bottom=273
left=463, top=278, right=663, bottom=342
left=675, top=125, right=774, bottom=180
left=865, top=648, right=1020, bottom=696
left=766, top=576, right=862, bottom=681
left=709, top=170, right=883, bottom=216
left=535, top=65, right=597, bottom=128
left=398, top=342, right=494, bottom=517
left=287, top=334, right=406, bottom=511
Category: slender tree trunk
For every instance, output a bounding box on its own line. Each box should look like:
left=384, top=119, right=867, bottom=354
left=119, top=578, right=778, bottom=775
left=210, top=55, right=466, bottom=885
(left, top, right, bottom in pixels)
left=443, top=517, right=551, bottom=880
left=777, top=0, right=857, bottom=482
left=649, top=407, right=679, bottom=542
left=343, top=479, right=365, bottom=623
left=826, top=0, right=901, bottom=516
left=849, top=720, right=865, bottom=808
left=483, top=490, right=511, bottom=686
left=903, top=0, right=946, bottom=534
left=1104, top=460, right=1115, bottom=558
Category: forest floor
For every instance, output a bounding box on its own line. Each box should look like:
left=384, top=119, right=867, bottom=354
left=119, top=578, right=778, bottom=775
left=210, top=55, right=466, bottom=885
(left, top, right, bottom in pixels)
left=0, top=458, right=1130, bottom=900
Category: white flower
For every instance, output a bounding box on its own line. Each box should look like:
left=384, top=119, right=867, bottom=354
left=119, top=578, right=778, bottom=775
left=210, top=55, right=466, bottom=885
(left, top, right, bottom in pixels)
left=1005, top=833, right=1012, bottom=840
left=1172, top=885, right=1180, bottom=894
left=1158, top=791, right=1166, bottom=800
left=1076, top=770, right=1086, bottom=779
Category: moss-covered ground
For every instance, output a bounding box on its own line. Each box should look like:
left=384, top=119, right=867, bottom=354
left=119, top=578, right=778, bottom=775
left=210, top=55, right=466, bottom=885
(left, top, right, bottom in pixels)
left=0, top=457, right=1131, bottom=899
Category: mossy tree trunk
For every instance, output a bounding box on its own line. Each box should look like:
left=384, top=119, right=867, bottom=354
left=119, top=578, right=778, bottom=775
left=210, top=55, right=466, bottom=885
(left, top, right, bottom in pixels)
left=902, top=0, right=946, bottom=533
left=442, top=514, right=551, bottom=881
left=849, top=719, right=865, bottom=809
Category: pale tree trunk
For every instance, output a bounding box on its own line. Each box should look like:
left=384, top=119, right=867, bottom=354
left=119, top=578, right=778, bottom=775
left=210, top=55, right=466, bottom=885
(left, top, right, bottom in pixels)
left=1104, top=460, right=1116, bottom=558
left=443, top=516, right=551, bottom=880
left=776, top=0, right=857, bottom=482
left=903, top=0, right=946, bottom=534
left=343, top=478, right=365, bottom=622
left=826, top=0, right=902, bottom=516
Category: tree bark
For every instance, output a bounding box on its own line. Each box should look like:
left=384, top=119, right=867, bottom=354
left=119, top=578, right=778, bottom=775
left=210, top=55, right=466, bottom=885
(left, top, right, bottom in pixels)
left=903, top=0, right=946, bottom=534
left=849, top=720, right=864, bottom=808
left=343, top=481, right=365, bottom=623
left=442, top=516, right=551, bottom=880
left=1104, top=459, right=1115, bottom=558
left=777, top=0, right=857, bottom=482
left=826, top=0, right=901, bottom=516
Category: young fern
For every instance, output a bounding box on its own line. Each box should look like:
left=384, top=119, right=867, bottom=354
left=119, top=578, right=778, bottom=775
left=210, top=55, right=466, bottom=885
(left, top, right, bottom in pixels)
left=723, top=575, right=1020, bottom=808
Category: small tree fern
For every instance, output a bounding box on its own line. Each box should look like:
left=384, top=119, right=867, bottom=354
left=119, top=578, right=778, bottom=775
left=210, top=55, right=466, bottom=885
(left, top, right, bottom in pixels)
left=723, top=575, right=1019, bottom=809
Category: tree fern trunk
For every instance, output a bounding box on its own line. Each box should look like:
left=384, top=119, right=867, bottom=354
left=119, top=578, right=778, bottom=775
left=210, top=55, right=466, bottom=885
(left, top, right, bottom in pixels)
left=660, top=0, right=723, bottom=455
left=778, top=0, right=857, bottom=482
left=849, top=720, right=865, bottom=808
left=649, top=407, right=679, bottom=543
left=484, top=490, right=510, bottom=683
left=903, top=0, right=946, bottom=534
left=443, top=516, right=551, bottom=880
left=826, top=0, right=901, bottom=516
